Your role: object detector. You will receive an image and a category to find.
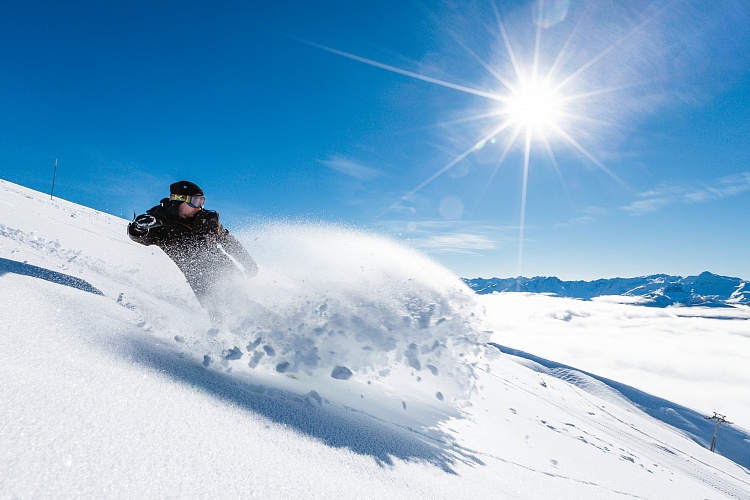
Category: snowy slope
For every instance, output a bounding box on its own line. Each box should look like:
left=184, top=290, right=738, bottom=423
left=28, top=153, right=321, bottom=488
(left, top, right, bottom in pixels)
left=1, top=178, right=750, bottom=499
left=465, top=273, right=750, bottom=307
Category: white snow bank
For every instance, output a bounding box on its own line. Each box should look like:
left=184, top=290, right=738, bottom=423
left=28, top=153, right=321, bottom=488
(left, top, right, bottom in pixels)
left=3, top=178, right=750, bottom=499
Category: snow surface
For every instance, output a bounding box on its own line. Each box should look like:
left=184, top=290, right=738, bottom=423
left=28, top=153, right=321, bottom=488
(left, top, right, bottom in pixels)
left=1, top=178, right=750, bottom=499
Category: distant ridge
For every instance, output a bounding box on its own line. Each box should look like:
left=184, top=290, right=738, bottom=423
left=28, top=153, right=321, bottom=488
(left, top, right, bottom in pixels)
left=463, top=272, right=750, bottom=308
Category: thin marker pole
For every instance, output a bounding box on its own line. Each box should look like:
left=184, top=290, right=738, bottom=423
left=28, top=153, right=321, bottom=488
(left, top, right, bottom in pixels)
left=51, top=158, right=58, bottom=200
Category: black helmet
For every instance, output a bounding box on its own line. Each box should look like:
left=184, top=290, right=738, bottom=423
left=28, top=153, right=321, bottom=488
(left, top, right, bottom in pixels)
left=170, top=181, right=204, bottom=197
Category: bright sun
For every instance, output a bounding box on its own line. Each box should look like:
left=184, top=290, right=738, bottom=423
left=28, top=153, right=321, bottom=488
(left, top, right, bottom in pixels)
left=506, top=80, right=564, bottom=130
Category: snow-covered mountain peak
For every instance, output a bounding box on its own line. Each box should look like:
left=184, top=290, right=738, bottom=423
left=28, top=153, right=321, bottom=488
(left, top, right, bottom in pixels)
left=465, top=272, right=750, bottom=308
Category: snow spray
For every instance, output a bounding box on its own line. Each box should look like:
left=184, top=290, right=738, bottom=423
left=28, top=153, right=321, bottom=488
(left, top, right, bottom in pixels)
left=203, top=221, right=491, bottom=403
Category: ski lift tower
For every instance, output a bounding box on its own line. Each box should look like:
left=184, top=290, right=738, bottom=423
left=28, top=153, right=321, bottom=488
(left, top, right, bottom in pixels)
left=704, top=412, right=733, bottom=452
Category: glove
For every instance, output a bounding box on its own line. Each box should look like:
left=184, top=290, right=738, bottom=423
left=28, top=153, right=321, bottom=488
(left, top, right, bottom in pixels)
left=132, top=214, right=162, bottom=232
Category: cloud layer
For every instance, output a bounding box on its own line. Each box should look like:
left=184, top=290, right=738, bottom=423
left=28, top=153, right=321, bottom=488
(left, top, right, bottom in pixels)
left=481, top=292, right=750, bottom=430
left=623, top=172, right=750, bottom=216
left=319, top=155, right=384, bottom=181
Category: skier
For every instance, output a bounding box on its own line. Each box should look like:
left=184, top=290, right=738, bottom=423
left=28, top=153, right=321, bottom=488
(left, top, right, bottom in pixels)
left=127, top=180, right=257, bottom=321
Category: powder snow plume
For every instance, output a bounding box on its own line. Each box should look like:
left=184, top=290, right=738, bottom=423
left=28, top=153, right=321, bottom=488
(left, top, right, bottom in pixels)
left=188, top=222, right=491, bottom=403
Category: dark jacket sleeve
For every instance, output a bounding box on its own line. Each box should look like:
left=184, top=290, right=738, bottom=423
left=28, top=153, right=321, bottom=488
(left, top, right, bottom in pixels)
left=219, top=229, right=258, bottom=276
left=127, top=218, right=160, bottom=246
left=127, top=208, right=168, bottom=246
left=197, top=210, right=258, bottom=276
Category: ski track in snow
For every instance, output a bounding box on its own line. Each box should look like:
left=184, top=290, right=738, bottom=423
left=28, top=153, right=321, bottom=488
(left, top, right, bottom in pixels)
left=483, top=364, right=750, bottom=499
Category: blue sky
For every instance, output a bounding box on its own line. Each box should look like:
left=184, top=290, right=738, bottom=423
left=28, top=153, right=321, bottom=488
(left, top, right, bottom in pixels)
left=2, top=0, right=750, bottom=280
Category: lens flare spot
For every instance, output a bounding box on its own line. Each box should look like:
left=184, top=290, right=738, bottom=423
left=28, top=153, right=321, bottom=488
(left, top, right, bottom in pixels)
left=439, top=196, right=464, bottom=219
left=447, top=160, right=471, bottom=179
left=533, top=0, right=571, bottom=28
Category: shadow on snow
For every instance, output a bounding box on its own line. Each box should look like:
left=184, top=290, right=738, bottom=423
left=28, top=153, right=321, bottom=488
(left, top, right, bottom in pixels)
left=122, top=335, right=483, bottom=474
left=0, top=257, right=103, bottom=295
left=490, top=343, right=750, bottom=470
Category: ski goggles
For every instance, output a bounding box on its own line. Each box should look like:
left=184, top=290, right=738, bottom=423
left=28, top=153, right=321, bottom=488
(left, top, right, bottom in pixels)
left=170, top=194, right=205, bottom=208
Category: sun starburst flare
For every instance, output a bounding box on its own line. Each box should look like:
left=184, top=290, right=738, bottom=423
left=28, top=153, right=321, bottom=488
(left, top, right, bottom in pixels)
left=303, top=0, right=649, bottom=276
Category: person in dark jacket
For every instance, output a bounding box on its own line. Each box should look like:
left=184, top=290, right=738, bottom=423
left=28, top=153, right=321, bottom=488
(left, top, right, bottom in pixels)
left=128, top=181, right=257, bottom=313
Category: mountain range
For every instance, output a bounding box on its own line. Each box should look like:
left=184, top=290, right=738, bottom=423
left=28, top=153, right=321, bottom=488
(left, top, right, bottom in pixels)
left=464, top=272, right=750, bottom=308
